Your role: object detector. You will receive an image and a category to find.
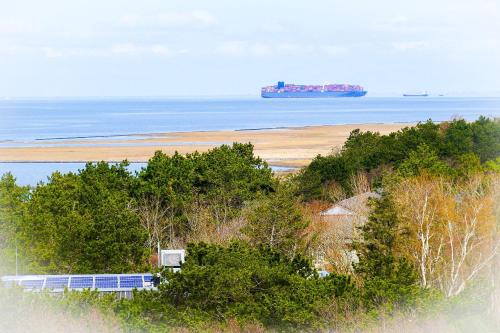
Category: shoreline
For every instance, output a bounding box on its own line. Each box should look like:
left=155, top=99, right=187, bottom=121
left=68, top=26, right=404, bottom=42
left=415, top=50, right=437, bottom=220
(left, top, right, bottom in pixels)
left=0, top=123, right=414, bottom=167
left=8, top=121, right=417, bottom=143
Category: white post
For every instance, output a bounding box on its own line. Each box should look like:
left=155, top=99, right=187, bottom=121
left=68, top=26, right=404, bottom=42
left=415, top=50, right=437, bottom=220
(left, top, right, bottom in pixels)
left=157, top=241, right=161, bottom=268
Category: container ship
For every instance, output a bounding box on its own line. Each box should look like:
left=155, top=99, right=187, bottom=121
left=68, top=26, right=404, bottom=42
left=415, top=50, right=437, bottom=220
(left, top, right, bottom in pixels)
left=261, top=81, right=367, bottom=98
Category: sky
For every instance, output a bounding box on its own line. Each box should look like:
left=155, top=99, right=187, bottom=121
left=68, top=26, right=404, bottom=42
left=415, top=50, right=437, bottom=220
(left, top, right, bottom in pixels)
left=1, top=0, right=499, bottom=97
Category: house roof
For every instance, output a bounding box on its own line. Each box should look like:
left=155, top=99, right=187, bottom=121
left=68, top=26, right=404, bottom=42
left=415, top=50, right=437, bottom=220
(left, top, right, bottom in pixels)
left=321, top=192, right=381, bottom=216
left=322, top=205, right=354, bottom=216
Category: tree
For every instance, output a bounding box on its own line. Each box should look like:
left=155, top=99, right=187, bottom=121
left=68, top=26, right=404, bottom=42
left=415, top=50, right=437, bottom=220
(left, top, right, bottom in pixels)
left=298, top=118, right=499, bottom=202
left=297, top=121, right=442, bottom=201
left=133, top=194, right=174, bottom=257
left=195, top=143, right=275, bottom=225
left=0, top=173, right=29, bottom=274
left=353, top=194, right=419, bottom=309
left=136, top=151, right=198, bottom=216
left=397, top=144, right=454, bottom=178
left=471, top=116, right=500, bottom=163
left=298, top=154, right=355, bottom=200
left=19, top=162, right=147, bottom=273
left=136, top=143, right=275, bottom=242
left=342, top=129, right=385, bottom=170
left=392, top=174, right=499, bottom=296
left=455, top=153, right=483, bottom=177
left=242, top=183, right=310, bottom=258
left=159, top=242, right=354, bottom=328
left=393, top=120, right=441, bottom=161
left=441, top=119, right=474, bottom=158
left=484, top=157, right=500, bottom=172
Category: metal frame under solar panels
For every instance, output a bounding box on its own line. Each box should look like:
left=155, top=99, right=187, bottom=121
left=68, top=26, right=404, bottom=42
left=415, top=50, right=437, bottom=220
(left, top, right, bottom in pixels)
left=1, top=273, right=155, bottom=293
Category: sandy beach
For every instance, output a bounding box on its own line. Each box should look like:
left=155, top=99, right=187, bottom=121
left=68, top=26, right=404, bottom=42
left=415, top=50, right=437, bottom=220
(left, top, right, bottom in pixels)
left=0, top=123, right=413, bottom=167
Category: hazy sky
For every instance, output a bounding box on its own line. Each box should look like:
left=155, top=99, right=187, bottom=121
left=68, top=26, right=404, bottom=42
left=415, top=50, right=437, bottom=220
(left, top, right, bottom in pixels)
left=1, top=0, right=499, bottom=97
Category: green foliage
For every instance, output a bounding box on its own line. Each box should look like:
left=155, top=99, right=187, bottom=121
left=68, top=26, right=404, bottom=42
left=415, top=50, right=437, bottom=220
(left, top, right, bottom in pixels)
left=2, top=143, right=275, bottom=275
left=397, top=144, right=454, bottom=177
left=242, top=182, right=309, bottom=257
left=441, top=119, right=474, bottom=157
left=298, top=118, right=500, bottom=200
left=455, top=153, right=483, bottom=177
left=484, top=156, right=500, bottom=172
left=18, top=162, right=147, bottom=274
left=136, top=143, right=275, bottom=237
left=339, top=120, right=443, bottom=172
left=136, top=151, right=197, bottom=214
left=195, top=142, right=274, bottom=199
left=341, top=130, right=385, bottom=170
left=0, top=173, right=29, bottom=274
left=393, top=120, right=442, bottom=159
left=158, top=242, right=355, bottom=329
left=353, top=194, right=420, bottom=310
left=471, top=116, right=500, bottom=162
left=292, top=168, right=324, bottom=201
left=137, top=143, right=273, bottom=204
left=297, top=153, right=354, bottom=200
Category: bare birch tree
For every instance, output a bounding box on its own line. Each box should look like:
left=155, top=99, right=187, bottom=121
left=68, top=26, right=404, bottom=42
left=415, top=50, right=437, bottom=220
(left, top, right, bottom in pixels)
left=393, top=174, right=499, bottom=296
left=134, top=195, right=174, bottom=254
left=441, top=176, right=499, bottom=296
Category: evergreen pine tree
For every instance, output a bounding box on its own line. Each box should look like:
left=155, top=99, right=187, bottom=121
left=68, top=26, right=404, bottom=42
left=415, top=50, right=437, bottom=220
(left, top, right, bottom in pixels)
left=353, top=193, right=419, bottom=310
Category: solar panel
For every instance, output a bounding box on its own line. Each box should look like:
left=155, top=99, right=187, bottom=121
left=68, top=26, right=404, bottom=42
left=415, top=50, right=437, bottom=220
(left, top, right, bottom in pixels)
left=119, top=275, right=143, bottom=288
left=70, top=276, right=93, bottom=289
left=21, top=279, right=44, bottom=289
left=2, top=274, right=156, bottom=292
left=95, top=276, right=118, bottom=289
left=45, top=276, right=69, bottom=289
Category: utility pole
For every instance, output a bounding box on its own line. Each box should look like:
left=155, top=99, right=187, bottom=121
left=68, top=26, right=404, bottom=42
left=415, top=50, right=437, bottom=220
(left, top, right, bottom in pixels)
left=157, top=241, right=161, bottom=268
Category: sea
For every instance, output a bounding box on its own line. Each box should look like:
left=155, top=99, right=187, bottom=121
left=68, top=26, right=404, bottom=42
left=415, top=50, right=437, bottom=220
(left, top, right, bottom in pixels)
left=1, top=97, right=499, bottom=185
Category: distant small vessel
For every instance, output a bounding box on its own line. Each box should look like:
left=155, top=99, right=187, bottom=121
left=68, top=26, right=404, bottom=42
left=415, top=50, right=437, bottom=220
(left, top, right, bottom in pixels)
left=403, top=92, right=429, bottom=97
left=261, top=81, right=367, bottom=98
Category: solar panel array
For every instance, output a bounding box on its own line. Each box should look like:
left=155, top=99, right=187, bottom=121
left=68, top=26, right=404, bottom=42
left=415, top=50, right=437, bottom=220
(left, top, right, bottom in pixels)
left=1, top=273, right=155, bottom=292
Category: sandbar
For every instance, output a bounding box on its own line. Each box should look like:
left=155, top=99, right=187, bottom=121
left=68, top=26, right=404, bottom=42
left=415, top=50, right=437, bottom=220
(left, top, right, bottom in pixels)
left=0, top=123, right=414, bottom=167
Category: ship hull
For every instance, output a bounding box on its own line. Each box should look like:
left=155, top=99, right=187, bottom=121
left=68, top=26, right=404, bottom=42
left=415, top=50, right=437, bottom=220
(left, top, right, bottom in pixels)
left=261, top=91, right=367, bottom=98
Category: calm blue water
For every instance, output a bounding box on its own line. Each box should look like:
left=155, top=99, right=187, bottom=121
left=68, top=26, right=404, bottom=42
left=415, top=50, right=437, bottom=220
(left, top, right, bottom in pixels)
left=1, top=97, right=499, bottom=185
left=1, top=97, right=499, bottom=141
